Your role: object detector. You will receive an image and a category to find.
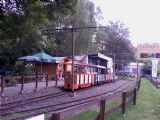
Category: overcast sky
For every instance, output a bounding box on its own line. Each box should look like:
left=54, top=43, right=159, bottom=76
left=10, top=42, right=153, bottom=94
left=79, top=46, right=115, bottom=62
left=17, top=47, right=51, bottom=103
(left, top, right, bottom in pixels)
left=91, top=0, right=160, bottom=47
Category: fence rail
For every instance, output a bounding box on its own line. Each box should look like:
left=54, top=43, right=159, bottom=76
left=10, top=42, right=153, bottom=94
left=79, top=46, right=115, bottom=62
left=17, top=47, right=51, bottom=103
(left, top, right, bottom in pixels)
left=49, top=78, right=141, bottom=120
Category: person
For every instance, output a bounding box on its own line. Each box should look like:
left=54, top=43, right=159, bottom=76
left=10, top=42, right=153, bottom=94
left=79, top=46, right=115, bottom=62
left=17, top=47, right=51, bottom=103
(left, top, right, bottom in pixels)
left=59, top=70, right=63, bottom=80
left=55, top=69, right=59, bottom=86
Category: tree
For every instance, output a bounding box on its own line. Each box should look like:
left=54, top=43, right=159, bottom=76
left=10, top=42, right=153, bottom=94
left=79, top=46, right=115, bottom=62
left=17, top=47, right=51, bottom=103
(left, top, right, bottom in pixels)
left=44, top=0, right=100, bottom=56
left=95, top=21, right=135, bottom=61
left=0, top=0, right=77, bottom=66
left=0, top=0, right=102, bottom=68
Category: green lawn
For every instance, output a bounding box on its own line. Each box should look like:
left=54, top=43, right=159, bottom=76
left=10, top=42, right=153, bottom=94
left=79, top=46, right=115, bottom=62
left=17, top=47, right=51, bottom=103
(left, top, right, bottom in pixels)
left=69, top=78, right=160, bottom=120
left=106, top=78, right=160, bottom=120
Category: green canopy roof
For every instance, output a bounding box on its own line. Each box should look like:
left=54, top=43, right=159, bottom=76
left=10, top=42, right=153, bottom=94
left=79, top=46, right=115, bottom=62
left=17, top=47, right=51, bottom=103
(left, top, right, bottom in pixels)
left=32, top=52, right=55, bottom=63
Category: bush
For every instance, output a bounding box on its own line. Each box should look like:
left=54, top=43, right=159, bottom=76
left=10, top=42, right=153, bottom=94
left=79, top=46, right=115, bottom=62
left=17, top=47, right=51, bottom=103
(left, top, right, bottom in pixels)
left=15, top=61, right=25, bottom=73
left=50, top=75, right=56, bottom=81
left=7, top=79, right=18, bottom=87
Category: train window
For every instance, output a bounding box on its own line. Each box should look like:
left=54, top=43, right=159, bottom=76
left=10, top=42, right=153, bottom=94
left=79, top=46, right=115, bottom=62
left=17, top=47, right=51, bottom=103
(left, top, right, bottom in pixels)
left=66, top=65, right=72, bottom=72
left=74, top=66, right=81, bottom=73
left=156, top=53, right=160, bottom=58
left=140, top=53, right=149, bottom=58
left=73, top=66, right=77, bottom=73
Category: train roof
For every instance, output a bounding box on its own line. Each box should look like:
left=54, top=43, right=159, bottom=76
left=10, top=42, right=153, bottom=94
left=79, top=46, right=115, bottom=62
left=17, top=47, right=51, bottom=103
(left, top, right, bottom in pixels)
left=88, top=53, right=112, bottom=61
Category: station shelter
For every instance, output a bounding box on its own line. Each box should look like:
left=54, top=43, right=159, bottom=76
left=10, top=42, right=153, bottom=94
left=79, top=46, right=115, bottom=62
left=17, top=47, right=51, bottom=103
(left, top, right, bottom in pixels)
left=35, top=57, right=65, bottom=76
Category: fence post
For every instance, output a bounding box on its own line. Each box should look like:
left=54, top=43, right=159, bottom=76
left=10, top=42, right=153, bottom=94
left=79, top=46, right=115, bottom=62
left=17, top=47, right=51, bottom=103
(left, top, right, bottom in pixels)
left=46, top=74, right=49, bottom=89
left=20, top=75, right=24, bottom=94
left=99, top=99, right=106, bottom=120
left=35, top=73, right=39, bottom=92
left=138, top=78, right=141, bottom=91
left=122, top=91, right=126, bottom=115
left=133, top=88, right=137, bottom=105
left=51, top=113, right=60, bottom=120
left=1, top=75, right=4, bottom=97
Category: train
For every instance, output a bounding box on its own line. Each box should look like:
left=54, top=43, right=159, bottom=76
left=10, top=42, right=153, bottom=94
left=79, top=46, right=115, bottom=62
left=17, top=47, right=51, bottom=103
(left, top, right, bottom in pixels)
left=63, top=58, right=113, bottom=90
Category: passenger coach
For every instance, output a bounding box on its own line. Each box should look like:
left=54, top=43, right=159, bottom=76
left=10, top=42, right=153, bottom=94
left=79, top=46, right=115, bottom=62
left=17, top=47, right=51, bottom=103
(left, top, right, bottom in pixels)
left=63, top=53, right=113, bottom=89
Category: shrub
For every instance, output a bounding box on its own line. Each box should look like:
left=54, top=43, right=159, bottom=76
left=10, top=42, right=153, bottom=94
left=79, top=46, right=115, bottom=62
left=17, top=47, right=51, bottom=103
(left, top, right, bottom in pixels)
left=7, top=79, right=18, bottom=87
left=50, top=75, right=56, bottom=81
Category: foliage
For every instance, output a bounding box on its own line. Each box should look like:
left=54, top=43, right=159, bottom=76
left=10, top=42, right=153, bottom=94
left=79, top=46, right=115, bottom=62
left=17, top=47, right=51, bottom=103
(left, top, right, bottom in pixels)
left=95, top=30, right=108, bottom=44
left=50, top=75, right=56, bottom=81
left=142, top=60, right=152, bottom=75
left=14, top=61, right=26, bottom=73
left=0, top=0, right=78, bottom=67
left=95, top=21, right=135, bottom=61
left=0, top=0, right=100, bottom=69
left=143, top=60, right=152, bottom=69
left=0, top=0, right=135, bottom=76
left=7, top=79, right=18, bottom=87
left=44, top=0, right=100, bottom=56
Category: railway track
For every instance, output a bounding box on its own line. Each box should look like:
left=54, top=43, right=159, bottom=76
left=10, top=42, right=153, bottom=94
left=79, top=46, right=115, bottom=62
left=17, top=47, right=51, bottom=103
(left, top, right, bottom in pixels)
left=1, top=91, right=68, bottom=111
left=148, top=78, right=159, bottom=89
left=1, top=80, right=133, bottom=120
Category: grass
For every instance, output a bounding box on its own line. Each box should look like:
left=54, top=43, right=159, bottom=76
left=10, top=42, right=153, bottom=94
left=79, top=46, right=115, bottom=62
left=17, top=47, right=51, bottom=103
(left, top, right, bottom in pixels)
left=67, top=109, right=99, bottom=120
left=68, top=78, right=160, bottom=120
left=106, top=78, right=160, bottom=120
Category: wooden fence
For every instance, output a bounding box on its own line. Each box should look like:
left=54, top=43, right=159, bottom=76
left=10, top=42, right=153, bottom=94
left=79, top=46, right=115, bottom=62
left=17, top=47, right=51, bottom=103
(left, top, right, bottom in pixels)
left=48, top=79, right=141, bottom=120
left=0, top=74, right=56, bottom=97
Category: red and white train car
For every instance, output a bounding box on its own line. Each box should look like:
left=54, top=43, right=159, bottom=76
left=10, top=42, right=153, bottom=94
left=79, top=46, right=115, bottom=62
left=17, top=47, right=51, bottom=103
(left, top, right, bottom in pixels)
left=63, top=58, right=112, bottom=90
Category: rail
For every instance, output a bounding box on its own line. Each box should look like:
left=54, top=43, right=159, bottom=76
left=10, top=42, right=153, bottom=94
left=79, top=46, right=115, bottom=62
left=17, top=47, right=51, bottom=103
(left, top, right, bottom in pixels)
left=49, top=78, right=141, bottom=120
left=147, top=76, right=160, bottom=89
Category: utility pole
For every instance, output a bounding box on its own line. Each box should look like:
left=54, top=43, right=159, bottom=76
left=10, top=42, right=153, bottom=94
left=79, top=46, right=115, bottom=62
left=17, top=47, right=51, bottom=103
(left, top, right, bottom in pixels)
left=122, top=60, right=124, bottom=77
left=113, top=53, right=116, bottom=82
left=137, top=60, right=139, bottom=82
left=72, top=27, right=75, bottom=96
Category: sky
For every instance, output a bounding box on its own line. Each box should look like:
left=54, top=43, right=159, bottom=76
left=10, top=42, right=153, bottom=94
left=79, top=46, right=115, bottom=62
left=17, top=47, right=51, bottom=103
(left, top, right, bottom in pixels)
left=90, top=0, right=160, bottom=47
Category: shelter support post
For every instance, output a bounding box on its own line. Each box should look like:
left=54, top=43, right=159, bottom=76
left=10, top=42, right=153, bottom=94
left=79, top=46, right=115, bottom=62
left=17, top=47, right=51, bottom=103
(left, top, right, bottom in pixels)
left=35, top=73, right=39, bottom=92
left=20, top=75, right=24, bottom=94
left=1, top=75, right=4, bottom=97
left=46, top=74, right=49, bottom=89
